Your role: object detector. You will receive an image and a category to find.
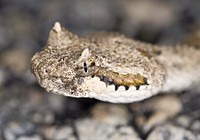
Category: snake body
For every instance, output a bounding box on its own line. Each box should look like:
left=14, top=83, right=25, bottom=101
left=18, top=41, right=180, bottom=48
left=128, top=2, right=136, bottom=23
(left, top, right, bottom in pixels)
left=31, top=22, right=200, bottom=103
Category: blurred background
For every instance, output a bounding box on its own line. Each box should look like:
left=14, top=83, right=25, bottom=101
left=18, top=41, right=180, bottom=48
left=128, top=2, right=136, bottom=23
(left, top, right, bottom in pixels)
left=0, top=0, right=200, bottom=140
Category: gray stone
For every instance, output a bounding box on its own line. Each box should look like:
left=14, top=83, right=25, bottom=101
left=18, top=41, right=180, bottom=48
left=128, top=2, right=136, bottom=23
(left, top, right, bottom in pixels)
left=41, top=125, right=76, bottom=140
left=91, top=103, right=130, bottom=125
left=76, top=118, right=141, bottom=140
left=147, top=124, right=197, bottom=140
left=4, top=122, right=25, bottom=140
left=16, top=135, right=42, bottom=140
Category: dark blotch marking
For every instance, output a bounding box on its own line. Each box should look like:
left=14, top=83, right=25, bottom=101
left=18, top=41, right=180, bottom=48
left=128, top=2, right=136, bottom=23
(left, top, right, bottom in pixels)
left=115, top=85, right=119, bottom=91
left=144, top=77, right=149, bottom=85
left=136, top=85, right=140, bottom=90
left=99, top=75, right=104, bottom=81
left=155, top=50, right=162, bottom=55
left=77, top=77, right=84, bottom=85
left=98, top=75, right=113, bottom=86
left=91, top=61, right=96, bottom=66
left=125, top=86, right=129, bottom=90
left=136, top=48, right=152, bottom=59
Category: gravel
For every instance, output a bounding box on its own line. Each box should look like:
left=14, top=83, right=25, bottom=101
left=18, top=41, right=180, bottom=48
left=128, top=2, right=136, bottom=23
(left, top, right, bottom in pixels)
left=0, top=0, right=200, bottom=139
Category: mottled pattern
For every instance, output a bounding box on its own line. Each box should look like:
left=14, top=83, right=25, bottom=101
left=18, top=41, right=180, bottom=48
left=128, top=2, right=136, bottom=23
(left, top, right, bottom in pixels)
left=31, top=22, right=200, bottom=103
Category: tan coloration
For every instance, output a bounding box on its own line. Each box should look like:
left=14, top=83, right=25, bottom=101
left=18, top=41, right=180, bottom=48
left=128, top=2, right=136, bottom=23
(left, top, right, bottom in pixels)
left=181, top=27, right=200, bottom=47
left=96, top=68, right=148, bottom=87
left=136, top=48, right=153, bottom=58
left=136, top=48, right=162, bottom=59
left=31, top=22, right=200, bottom=103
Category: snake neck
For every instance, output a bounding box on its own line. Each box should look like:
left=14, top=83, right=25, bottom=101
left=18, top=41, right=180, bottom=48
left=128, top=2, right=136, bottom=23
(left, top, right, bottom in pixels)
left=155, top=45, right=200, bottom=92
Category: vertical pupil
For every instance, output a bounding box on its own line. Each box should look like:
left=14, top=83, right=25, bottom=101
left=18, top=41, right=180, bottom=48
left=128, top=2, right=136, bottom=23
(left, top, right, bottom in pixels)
left=83, top=61, right=88, bottom=73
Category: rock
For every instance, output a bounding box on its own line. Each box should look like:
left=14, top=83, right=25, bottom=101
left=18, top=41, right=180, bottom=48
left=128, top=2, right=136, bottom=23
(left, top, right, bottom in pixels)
left=75, top=118, right=141, bottom=140
left=4, top=122, right=35, bottom=140
left=191, top=120, right=200, bottom=132
left=109, top=126, right=141, bottom=140
left=41, top=125, right=76, bottom=140
left=91, top=102, right=130, bottom=125
left=0, top=68, right=6, bottom=86
left=0, top=0, right=199, bottom=139
left=118, top=0, right=176, bottom=38
left=175, top=115, right=191, bottom=128
left=146, top=124, right=197, bottom=140
left=131, top=95, right=182, bottom=132
left=0, top=48, right=31, bottom=76
left=16, top=135, right=42, bottom=140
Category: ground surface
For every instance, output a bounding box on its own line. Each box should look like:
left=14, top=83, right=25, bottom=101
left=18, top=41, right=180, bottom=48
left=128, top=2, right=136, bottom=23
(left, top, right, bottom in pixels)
left=0, top=0, right=200, bottom=140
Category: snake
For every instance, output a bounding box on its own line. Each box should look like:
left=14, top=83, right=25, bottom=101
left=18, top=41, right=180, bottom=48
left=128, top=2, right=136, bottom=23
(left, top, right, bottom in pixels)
left=31, top=22, right=200, bottom=103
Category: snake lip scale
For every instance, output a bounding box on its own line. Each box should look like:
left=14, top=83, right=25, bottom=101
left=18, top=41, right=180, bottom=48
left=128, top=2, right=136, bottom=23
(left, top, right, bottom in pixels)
left=31, top=22, right=200, bottom=103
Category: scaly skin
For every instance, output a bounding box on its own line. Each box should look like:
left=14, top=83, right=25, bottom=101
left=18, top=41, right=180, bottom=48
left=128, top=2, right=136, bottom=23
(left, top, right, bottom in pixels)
left=31, top=22, right=200, bottom=103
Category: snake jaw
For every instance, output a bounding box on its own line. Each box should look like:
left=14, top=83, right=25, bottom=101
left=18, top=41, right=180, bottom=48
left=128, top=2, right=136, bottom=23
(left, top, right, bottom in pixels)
left=78, top=76, right=160, bottom=103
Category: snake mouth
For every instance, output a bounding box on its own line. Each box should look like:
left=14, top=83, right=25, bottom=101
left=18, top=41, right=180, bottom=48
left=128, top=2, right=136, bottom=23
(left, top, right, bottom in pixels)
left=88, top=67, right=149, bottom=91
left=96, top=75, right=129, bottom=90
left=95, top=74, right=149, bottom=91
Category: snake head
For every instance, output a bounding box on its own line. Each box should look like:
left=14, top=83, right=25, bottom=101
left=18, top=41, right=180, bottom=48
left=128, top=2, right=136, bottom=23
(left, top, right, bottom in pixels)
left=31, top=22, right=166, bottom=103
left=31, top=22, right=102, bottom=98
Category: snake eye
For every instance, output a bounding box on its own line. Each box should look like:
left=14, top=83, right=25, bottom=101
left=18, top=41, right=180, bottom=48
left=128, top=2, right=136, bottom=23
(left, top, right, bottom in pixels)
left=83, top=61, right=88, bottom=73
